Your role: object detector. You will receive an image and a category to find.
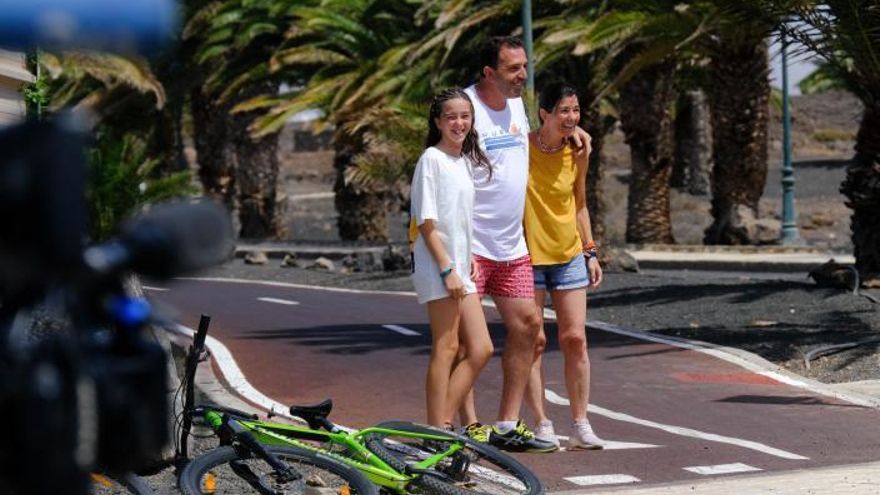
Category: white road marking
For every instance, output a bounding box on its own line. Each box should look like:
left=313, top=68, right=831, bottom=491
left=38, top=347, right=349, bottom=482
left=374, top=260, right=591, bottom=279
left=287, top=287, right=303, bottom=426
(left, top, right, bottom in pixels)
left=544, top=388, right=809, bottom=460
left=684, top=463, right=762, bottom=475
left=382, top=324, right=420, bottom=336
left=553, top=434, right=659, bottom=450
left=564, top=474, right=640, bottom=486
left=183, top=277, right=416, bottom=297
left=143, top=286, right=168, bottom=291
left=257, top=297, right=300, bottom=306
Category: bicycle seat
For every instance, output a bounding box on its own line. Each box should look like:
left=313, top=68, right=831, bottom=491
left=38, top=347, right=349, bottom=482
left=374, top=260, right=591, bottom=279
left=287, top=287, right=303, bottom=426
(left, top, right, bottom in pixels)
left=290, top=399, right=333, bottom=429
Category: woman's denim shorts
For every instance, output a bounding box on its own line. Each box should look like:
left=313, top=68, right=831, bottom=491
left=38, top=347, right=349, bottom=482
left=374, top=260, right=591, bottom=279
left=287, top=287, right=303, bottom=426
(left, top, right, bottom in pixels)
left=533, top=254, right=589, bottom=291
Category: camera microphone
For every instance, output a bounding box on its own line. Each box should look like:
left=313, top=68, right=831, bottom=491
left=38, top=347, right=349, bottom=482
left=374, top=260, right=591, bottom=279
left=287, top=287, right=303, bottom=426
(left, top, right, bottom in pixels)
left=0, top=0, right=178, bottom=54
left=83, top=199, right=235, bottom=280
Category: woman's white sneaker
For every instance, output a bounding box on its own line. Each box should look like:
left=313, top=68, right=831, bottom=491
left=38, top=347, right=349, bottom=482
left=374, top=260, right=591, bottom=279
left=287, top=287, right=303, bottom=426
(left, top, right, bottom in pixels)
left=534, top=420, right=560, bottom=449
left=569, top=422, right=604, bottom=450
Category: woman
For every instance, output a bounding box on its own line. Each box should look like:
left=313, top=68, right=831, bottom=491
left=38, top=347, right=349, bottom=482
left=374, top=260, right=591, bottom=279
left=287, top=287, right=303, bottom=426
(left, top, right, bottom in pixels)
left=522, top=81, right=604, bottom=449
left=410, top=88, right=494, bottom=428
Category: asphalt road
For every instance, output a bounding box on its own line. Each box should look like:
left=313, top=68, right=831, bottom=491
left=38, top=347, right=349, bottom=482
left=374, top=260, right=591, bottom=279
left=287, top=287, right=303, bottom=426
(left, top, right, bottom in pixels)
left=147, top=277, right=880, bottom=492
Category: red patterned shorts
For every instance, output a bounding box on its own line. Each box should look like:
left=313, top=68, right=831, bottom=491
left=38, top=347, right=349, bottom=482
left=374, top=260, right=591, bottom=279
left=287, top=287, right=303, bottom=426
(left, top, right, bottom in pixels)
left=473, top=254, right=535, bottom=299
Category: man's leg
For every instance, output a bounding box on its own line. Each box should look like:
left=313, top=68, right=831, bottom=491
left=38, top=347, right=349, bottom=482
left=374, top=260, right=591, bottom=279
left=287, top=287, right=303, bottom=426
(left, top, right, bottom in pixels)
left=523, top=289, right=549, bottom=425
left=493, top=296, right=542, bottom=422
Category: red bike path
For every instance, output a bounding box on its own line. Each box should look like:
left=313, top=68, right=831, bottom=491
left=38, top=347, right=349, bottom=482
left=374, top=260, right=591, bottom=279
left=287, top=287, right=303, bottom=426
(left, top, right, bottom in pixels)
left=149, top=278, right=880, bottom=492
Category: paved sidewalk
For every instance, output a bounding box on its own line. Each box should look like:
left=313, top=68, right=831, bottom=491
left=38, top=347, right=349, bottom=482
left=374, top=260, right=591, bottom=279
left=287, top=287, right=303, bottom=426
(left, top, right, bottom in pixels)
left=628, top=245, right=855, bottom=272
left=560, top=460, right=880, bottom=494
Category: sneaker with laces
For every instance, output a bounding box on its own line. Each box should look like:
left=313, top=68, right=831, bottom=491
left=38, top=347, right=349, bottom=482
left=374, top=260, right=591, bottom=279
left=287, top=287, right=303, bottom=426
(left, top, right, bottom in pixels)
left=489, top=419, right=558, bottom=453
left=463, top=422, right=491, bottom=443
left=568, top=422, right=604, bottom=450
left=533, top=420, right=560, bottom=449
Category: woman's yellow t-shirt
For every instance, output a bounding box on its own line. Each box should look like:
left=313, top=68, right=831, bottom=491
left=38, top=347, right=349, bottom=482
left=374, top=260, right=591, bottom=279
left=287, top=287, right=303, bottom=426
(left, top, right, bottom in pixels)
left=523, top=143, right=582, bottom=266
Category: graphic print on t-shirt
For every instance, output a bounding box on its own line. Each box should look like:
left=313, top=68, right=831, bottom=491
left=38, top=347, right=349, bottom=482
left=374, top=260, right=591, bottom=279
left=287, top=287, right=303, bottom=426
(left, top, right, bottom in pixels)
left=483, top=122, right=525, bottom=152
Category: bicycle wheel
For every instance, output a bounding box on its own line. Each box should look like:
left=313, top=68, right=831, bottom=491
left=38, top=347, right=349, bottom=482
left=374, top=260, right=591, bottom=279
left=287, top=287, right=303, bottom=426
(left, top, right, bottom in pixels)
left=178, top=445, right=377, bottom=495
left=363, top=421, right=542, bottom=495
left=89, top=472, right=153, bottom=495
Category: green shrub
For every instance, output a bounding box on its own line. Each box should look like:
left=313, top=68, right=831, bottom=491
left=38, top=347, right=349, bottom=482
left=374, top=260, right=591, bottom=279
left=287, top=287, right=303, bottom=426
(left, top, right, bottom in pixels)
left=87, top=130, right=197, bottom=240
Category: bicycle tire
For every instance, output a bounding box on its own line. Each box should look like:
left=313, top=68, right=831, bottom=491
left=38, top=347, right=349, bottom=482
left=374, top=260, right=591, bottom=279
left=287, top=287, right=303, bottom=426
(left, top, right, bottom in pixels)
left=363, top=421, right=542, bottom=495
left=89, top=472, right=153, bottom=495
left=178, top=445, right=378, bottom=495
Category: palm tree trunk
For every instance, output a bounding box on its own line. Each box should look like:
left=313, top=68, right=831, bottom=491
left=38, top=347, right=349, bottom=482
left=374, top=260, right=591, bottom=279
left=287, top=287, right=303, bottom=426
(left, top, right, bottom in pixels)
left=230, top=95, right=285, bottom=239
left=841, top=103, right=880, bottom=286
left=704, top=39, right=770, bottom=245
left=672, top=90, right=712, bottom=195
left=582, top=100, right=607, bottom=244
left=191, top=87, right=235, bottom=208
left=618, top=57, right=677, bottom=244
left=333, top=135, right=390, bottom=241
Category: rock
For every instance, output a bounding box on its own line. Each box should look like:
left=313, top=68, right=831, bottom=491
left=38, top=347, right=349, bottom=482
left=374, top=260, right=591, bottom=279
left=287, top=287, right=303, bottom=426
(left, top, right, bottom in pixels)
left=382, top=245, right=411, bottom=271
left=725, top=205, right=780, bottom=245
left=809, top=211, right=835, bottom=228
left=311, top=256, right=335, bottom=271
left=808, top=259, right=857, bottom=290
left=244, top=251, right=269, bottom=265
left=753, top=217, right=781, bottom=244
left=600, top=247, right=639, bottom=273
left=280, top=253, right=299, bottom=268
left=342, top=252, right=383, bottom=273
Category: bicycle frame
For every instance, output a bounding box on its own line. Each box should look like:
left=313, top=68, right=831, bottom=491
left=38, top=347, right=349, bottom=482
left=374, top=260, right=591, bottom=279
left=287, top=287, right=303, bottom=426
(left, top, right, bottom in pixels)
left=199, top=409, right=462, bottom=494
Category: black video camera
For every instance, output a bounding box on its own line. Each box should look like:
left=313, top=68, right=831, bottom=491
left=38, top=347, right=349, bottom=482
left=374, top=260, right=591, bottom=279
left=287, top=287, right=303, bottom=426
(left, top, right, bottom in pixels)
left=0, top=2, right=235, bottom=494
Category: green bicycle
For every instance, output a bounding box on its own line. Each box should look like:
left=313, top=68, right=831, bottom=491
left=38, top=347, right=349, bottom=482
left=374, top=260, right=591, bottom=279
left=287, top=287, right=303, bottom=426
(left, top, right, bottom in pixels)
left=175, top=316, right=378, bottom=495
left=176, top=315, right=543, bottom=495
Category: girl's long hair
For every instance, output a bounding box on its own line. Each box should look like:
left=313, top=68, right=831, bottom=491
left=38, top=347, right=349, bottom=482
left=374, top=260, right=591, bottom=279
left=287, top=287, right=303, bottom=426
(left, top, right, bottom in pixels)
left=425, top=87, right=492, bottom=177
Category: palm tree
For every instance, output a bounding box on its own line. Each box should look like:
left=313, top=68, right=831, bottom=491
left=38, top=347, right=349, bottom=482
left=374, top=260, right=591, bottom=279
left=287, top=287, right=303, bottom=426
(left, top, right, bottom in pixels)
left=184, top=0, right=294, bottom=238
left=699, top=1, right=810, bottom=244
left=792, top=1, right=880, bottom=285
left=238, top=0, right=428, bottom=241
left=541, top=2, right=719, bottom=245
left=702, top=33, right=772, bottom=245
left=618, top=49, right=677, bottom=244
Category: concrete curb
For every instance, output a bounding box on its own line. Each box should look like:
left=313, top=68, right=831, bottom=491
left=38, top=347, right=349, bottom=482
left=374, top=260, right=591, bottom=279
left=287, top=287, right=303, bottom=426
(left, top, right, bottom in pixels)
left=235, top=241, right=856, bottom=272
left=628, top=249, right=854, bottom=272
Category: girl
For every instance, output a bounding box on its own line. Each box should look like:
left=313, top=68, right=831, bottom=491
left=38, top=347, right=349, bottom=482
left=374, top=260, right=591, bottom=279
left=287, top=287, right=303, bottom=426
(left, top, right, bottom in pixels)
left=410, top=88, right=494, bottom=428
left=522, top=81, right=604, bottom=449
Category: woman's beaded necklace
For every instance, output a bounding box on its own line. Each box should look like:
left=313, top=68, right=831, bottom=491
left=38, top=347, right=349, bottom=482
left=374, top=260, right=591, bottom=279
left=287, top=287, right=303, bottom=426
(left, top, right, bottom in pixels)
left=536, top=129, right=566, bottom=153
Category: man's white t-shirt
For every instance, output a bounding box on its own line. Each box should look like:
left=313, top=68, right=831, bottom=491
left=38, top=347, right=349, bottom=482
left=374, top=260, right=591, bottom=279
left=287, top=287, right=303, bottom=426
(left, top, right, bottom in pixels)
left=410, top=146, right=477, bottom=304
left=464, top=85, right=530, bottom=261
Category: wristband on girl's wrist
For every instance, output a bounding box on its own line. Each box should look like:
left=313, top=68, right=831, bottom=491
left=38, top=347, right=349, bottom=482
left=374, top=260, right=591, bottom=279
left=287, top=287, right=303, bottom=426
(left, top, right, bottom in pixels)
left=439, top=263, right=454, bottom=280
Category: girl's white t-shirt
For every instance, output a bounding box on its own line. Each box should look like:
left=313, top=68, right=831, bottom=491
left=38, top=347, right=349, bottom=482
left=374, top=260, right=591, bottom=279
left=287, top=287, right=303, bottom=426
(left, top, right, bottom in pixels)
left=410, top=146, right=477, bottom=304
left=464, top=85, right=531, bottom=261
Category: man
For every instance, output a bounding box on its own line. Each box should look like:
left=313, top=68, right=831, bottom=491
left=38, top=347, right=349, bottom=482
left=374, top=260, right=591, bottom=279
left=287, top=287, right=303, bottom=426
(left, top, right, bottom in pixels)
left=460, top=36, right=591, bottom=453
